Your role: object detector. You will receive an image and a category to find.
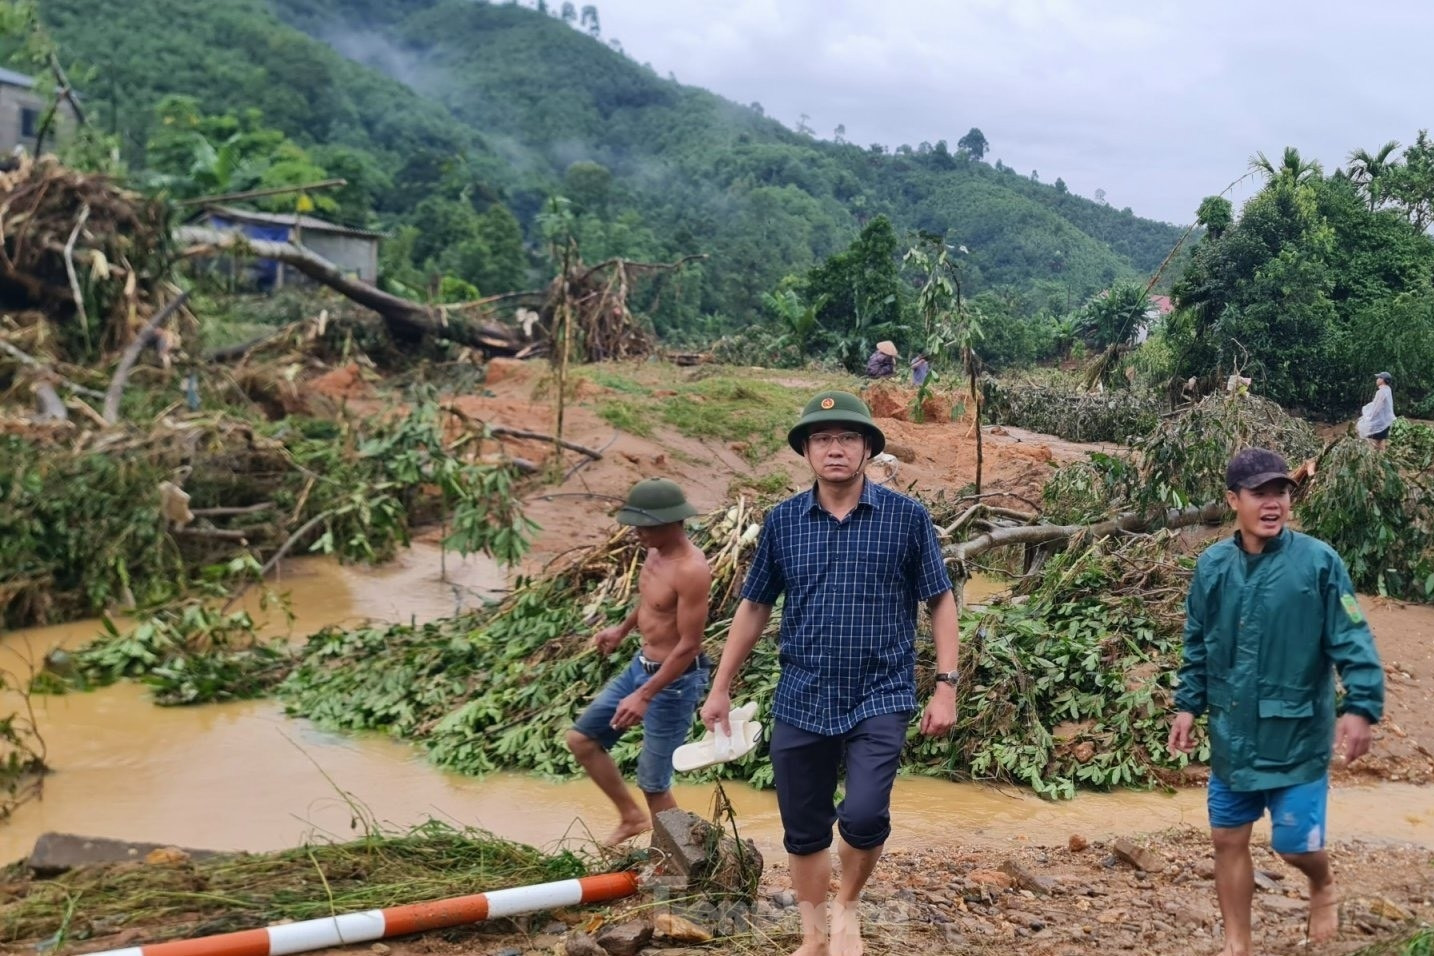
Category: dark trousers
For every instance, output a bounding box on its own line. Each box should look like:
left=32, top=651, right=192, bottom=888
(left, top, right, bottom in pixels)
left=770, top=712, right=909, bottom=855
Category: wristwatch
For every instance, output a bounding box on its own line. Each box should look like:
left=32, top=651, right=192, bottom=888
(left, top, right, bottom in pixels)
left=934, top=670, right=960, bottom=686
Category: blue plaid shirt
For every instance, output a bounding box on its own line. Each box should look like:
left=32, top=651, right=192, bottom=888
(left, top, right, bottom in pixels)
left=740, top=480, right=952, bottom=735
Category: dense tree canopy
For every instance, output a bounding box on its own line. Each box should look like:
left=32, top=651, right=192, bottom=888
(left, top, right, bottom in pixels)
left=1169, top=148, right=1434, bottom=417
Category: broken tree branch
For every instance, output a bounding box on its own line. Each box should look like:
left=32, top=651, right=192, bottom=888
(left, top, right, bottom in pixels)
left=48, top=53, right=87, bottom=126
left=489, top=424, right=604, bottom=459
left=174, top=527, right=250, bottom=543
left=0, top=340, right=106, bottom=398
left=63, top=203, right=91, bottom=343
left=178, top=180, right=348, bottom=207
left=190, top=502, right=275, bottom=518
left=102, top=291, right=191, bottom=424
left=576, top=253, right=708, bottom=284
left=175, top=226, right=523, bottom=352
left=221, top=508, right=337, bottom=613
left=944, top=500, right=1226, bottom=569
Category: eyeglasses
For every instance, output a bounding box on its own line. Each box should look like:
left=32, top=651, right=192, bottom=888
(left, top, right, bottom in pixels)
left=807, top=431, right=866, bottom=450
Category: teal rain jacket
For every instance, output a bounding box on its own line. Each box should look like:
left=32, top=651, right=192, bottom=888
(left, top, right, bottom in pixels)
left=1175, top=528, right=1384, bottom=792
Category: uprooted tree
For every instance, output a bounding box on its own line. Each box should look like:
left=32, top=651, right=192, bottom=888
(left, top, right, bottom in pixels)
left=0, top=154, right=708, bottom=428
left=171, top=227, right=705, bottom=363
left=0, top=155, right=182, bottom=365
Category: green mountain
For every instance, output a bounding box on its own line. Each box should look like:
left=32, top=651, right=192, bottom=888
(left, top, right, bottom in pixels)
left=37, top=0, right=1185, bottom=335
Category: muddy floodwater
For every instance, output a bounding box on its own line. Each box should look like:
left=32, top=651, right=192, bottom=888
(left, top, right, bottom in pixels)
left=2, top=550, right=1432, bottom=864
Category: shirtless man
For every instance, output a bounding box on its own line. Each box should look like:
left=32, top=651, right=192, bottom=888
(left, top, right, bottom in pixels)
left=567, top=478, right=712, bottom=845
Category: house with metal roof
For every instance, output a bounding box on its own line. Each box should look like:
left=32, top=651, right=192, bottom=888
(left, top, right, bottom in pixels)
left=0, top=66, right=77, bottom=155
left=193, top=205, right=385, bottom=287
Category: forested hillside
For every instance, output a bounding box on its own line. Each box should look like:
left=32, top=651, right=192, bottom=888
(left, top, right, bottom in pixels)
left=34, top=0, right=1185, bottom=338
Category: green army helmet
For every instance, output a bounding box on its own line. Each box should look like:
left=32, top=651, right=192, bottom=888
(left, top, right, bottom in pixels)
left=615, top=478, right=698, bottom=527
left=787, top=390, right=886, bottom=456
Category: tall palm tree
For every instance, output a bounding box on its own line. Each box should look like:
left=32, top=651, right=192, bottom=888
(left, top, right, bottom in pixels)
left=1346, top=140, right=1401, bottom=210
left=1250, top=147, right=1322, bottom=187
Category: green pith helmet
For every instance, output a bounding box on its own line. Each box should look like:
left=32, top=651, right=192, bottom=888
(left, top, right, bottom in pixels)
left=616, top=478, right=698, bottom=527
left=787, top=390, right=886, bottom=456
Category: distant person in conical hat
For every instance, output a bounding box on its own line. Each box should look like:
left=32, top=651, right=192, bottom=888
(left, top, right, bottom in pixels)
left=567, top=478, right=711, bottom=845
left=865, top=340, right=898, bottom=378
left=700, top=390, right=960, bottom=956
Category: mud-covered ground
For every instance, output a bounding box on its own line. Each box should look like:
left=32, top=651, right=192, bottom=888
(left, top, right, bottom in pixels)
left=23, top=360, right=1432, bottom=956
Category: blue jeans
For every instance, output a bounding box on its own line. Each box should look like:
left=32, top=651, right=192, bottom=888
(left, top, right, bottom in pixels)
left=1207, top=773, right=1329, bottom=854
left=572, top=653, right=707, bottom=794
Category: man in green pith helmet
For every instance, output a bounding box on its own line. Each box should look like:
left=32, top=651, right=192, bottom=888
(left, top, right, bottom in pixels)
left=567, top=478, right=712, bottom=845
left=700, top=390, right=960, bottom=956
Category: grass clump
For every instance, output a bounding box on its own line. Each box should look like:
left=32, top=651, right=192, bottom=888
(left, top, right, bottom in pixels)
left=0, top=820, right=592, bottom=946
left=1351, top=928, right=1433, bottom=955
left=596, top=399, right=654, bottom=437
left=660, top=377, right=803, bottom=460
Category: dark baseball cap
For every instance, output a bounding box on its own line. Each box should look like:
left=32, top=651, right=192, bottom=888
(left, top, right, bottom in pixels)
left=1226, top=448, right=1296, bottom=491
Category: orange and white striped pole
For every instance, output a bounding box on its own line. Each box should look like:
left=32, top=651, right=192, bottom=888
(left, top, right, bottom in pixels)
left=84, top=871, right=640, bottom=956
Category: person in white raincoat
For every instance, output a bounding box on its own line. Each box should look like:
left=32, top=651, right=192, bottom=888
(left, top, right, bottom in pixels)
left=1357, top=372, right=1395, bottom=450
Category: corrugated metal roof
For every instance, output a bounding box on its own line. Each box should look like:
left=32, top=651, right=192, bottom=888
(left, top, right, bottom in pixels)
left=202, top=205, right=386, bottom=240
left=0, top=67, right=37, bottom=89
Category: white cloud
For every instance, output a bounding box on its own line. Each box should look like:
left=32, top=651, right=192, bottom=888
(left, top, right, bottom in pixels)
left=588, top=0, right=1434, bottom=225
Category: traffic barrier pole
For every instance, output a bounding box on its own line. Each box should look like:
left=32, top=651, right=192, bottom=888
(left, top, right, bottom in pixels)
left=83, top=871, right=641, bottom=956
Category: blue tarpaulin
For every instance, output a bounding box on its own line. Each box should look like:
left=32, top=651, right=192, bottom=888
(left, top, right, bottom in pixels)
left=203, top=214, right=293, bottom=289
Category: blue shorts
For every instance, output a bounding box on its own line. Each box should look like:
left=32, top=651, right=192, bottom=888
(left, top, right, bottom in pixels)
left=1207, top=773, right=1328, bottom=855
left=571, top=653, right=707, bottom=794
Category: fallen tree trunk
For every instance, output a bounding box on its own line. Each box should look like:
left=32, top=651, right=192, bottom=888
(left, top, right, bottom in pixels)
left=944, top=500, right=1226, bottom=567
left=943, top=499, right=1226, bottom=609
left=174, top=226, right=526, bottom=352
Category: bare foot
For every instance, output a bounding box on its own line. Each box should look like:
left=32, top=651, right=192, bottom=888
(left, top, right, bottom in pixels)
left=603, top=816, right=651, bottom=846
left=1308, top=881, right=1339, bottom=943
left=790, top=940, right=828, bottom=956
left=829, top=901, right=863, bottom=956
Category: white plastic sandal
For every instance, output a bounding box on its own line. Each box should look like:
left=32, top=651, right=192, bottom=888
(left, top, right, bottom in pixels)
left=672, top=701, right=763, bottom=772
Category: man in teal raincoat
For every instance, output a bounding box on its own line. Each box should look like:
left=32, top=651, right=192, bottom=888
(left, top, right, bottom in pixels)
left=1169, top=447, right=1384, bottom=955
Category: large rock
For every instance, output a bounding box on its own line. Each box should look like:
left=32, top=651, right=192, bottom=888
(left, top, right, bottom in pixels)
left=563, top=933, right=606, bottom=956
left=596, top=920, right=653, bottom=956
left=998, top=860, right=1058, bottom=895
left=28, top=833, right=220, bottom=876
left=650, top=808, right=763, bottom=898
left=653, top=913, right=713, bottom=943
left=1112, top=837, right=1165, bottom=874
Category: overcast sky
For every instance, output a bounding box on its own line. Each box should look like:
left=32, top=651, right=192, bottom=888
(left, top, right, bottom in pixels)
left=588, top=0, right=1432, bottom=225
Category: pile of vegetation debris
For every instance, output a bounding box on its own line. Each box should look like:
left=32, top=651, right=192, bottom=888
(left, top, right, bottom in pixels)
left=982, top=375, right=1164, bottom=444
left=0, top=394, right=535, bottom=631
left=0, top=154, right=177, bottom=365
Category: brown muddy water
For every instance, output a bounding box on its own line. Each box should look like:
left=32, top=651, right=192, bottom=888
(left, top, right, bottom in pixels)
left=1, top=553, right=1431, bottom=864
